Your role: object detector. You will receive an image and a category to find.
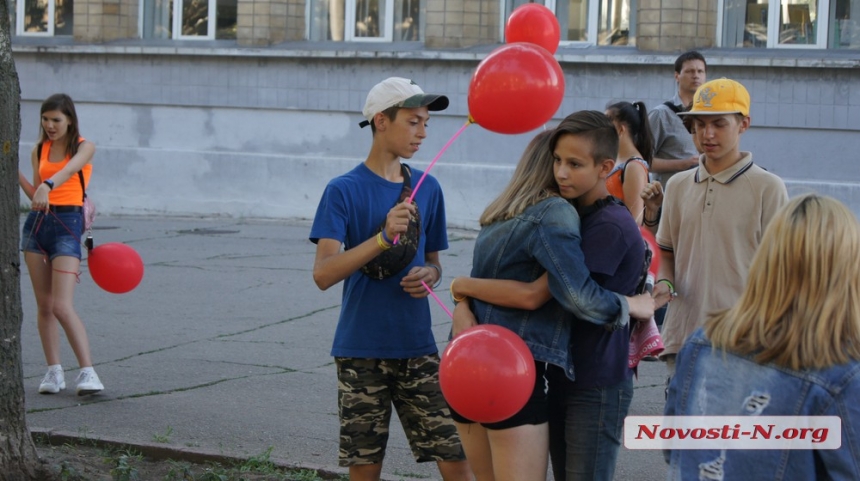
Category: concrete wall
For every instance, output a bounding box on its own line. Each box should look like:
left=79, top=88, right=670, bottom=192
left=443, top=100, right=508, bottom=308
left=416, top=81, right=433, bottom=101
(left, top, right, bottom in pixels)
left=13, top=48, right=860, bottom=228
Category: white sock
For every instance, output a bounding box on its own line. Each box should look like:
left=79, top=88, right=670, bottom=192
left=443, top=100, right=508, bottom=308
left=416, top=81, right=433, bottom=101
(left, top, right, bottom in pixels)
left=79, top=367, right=95, bottom=375
left=48, top=364, right=63, bottom=373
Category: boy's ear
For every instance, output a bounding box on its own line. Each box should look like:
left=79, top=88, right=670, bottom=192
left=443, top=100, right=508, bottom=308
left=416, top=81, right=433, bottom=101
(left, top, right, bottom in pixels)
left=373, top=112, right=387, bottom=131
left=598, top=158, right=615, bottom=178
left=739, top=115, right=751, bottom=133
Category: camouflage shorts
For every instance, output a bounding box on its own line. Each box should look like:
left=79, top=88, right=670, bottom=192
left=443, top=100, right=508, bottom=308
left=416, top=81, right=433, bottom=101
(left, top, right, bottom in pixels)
left=336, top=355, right=466, bottom=466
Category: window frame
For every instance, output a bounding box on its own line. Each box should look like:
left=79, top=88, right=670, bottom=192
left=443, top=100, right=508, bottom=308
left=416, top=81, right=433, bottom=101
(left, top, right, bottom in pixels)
left=349, top=0, right=395, bottom=42
left=306, top=0, right=397, bottom=42
left=174, top=0, right=218, bottom=39
left=16, top=0, right=57, bottom=36
left=139, top=0, right=218, bottom=40
left=717, top=0, right=830, bottom=49
left=502, top=0, right=615, bottom=46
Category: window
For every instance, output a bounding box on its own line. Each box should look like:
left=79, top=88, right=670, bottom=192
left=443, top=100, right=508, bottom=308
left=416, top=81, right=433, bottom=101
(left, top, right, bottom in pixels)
left=720, top=0, right=836, bottom=48
left=832, top=0, right=860, bottom=48
left=503, top=0, right=632, bottom=46
left=16, top=0, right=74, bottom=35
left=141, top=0, right=236, bottom=39
left=308, top=0, right=422, bottom=41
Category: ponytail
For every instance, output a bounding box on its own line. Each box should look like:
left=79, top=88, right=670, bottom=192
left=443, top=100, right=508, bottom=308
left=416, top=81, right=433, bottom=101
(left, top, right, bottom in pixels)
left=606, top=100, right=654, bottom=166
left=633, top=101, right=654, bottom=165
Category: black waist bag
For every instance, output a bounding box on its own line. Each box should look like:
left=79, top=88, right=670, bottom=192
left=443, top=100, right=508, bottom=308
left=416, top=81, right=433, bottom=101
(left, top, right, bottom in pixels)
left=360, top=163, right=421, bottom=280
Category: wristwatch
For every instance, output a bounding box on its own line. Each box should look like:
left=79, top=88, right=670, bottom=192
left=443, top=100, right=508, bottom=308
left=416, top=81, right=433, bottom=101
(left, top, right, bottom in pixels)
left=43, top=179, right=54, bottom=190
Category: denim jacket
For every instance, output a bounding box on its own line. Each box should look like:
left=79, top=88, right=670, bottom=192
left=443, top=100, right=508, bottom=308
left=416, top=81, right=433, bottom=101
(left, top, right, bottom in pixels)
left=470, top=196, right=630, bottom=380
left=665, top=328, right=860, bottom=480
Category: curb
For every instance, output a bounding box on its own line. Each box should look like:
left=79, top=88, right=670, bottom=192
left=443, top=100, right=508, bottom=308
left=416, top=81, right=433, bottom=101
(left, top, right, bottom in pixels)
left=30, top=428, right=433, bottom=481
left=31, top=427, right=349, bottom=479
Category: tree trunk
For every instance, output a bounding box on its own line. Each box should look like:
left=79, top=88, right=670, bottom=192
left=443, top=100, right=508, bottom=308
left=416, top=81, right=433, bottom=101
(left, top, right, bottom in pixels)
left=0, top=5, right=52, bottom=480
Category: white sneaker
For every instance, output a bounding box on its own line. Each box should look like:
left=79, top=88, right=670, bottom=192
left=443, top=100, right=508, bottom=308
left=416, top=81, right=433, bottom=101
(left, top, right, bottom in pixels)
left=38, top=369, right=66, bottom=394
left=75, top=370, right=104, bottom=396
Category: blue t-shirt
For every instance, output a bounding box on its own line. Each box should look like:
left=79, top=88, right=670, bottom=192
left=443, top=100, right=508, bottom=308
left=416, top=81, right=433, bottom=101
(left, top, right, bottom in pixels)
left=569, top=197, right=644, bottom=388
left=309, top=163, right=448, bottom=359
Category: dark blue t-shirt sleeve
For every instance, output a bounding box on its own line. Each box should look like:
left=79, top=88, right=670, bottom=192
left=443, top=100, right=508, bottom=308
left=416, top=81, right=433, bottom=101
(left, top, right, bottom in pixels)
left=309, top=182, right=348, bottom=245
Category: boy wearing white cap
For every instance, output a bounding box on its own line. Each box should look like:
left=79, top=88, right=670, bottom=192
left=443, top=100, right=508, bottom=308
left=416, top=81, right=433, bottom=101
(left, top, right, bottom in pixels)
left=643, top=78, right=788, bottom=380
left=310, top=78, right=470, bottom=481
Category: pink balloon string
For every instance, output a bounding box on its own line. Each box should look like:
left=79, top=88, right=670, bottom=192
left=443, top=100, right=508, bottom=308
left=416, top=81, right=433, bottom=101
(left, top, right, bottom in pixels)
left=421, top=280, right=454, bottom=319
left=393, top=119, right=473, bottom=244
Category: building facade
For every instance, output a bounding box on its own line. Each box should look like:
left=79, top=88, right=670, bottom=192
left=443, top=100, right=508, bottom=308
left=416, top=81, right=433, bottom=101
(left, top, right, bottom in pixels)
left=10, top=0, right=860, bottom=227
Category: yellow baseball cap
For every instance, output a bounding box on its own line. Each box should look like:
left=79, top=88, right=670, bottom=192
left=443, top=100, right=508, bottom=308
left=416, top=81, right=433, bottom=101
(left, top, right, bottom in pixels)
left=679, top=78, right=750, bottom=117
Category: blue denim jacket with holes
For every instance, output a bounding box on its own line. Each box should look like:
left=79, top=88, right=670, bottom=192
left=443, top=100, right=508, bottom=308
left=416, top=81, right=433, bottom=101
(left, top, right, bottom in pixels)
left=469, top=196, right=629, bottom=381
left=665, top=328, right=860, bottom=480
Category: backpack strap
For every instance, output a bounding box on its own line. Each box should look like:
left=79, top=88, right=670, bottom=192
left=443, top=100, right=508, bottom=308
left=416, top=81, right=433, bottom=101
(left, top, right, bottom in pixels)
left=78, top=171, right=87, bottom=203
left=76, top=139, right=87, bottom=203
left=663, top=101, right=683, bottom=114
left=398, top=163, right=413, bottom=203
left=38, top=139, right=88, bottom=203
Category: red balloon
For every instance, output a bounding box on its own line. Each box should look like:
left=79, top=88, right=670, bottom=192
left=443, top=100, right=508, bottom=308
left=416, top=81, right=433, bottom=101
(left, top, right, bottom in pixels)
left=468, top=43, right=565, bottom=135
left=440, top=324, right=536, bottom=424
left=505, top=3, right=561, bottom=54
left=88, top=242, right=144, bottom=294
left=639, top=226, right=660, bottom=277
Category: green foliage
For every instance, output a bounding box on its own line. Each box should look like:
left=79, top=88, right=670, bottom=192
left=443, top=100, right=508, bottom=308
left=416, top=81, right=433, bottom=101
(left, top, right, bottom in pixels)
left=291, top=469, right=326, bottom=481
left=236, top=446, right=276, bottom=473
left=195, top=468, right=229, bottom=481
left=106, top=449, right=143, bottom=481
left=152, top=425, right=174, bottom=443
left=57, top=461, right=84, bottom=481
left=163, top=459, right=194, bottom=480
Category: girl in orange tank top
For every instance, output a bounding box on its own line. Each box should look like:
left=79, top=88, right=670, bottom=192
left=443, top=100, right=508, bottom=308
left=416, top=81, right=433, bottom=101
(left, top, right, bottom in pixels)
left=605, top=101, right=654, bottom=225
left=18, top=93, right=104, bottom=396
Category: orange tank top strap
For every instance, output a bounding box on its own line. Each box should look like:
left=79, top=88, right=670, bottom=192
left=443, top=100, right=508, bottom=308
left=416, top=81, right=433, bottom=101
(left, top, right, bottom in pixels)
left=605, top=157, right=649, bottom=202
left=38, top=137, right=90, bottom=207
left=606, top=166, right=625, bottom=200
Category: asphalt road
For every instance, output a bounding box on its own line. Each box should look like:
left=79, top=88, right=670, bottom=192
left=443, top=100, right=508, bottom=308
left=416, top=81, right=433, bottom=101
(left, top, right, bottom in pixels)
left=21, top=215, right=670, bottom=480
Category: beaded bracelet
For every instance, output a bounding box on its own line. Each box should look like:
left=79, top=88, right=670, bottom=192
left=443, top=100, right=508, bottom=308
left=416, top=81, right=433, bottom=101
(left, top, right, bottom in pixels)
left=376, top=232, right=392, bottom=250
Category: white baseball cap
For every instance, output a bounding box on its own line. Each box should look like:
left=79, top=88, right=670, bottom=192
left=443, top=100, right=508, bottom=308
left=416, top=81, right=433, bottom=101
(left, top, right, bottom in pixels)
left=360, top=77, right=449, bottom=128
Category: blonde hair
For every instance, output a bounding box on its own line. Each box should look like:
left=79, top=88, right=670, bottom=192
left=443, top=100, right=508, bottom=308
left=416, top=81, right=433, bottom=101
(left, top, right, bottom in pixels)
left=479, top=130, right=558, bottom=226
left=705, top=194, right=860, bottom=370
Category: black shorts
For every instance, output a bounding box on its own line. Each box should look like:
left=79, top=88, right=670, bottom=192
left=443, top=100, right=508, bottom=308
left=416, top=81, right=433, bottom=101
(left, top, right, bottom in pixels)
left=448, top=361, right=548, bottom=430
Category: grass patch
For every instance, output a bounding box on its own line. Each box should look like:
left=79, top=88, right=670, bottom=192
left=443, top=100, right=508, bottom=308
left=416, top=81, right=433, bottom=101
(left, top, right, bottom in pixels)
left=152, top=425, right=174, bottom=443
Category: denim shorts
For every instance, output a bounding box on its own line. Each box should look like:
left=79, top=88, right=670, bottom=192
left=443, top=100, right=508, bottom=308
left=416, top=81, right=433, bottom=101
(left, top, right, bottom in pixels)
left=21, top=210, right=84, bottom=260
